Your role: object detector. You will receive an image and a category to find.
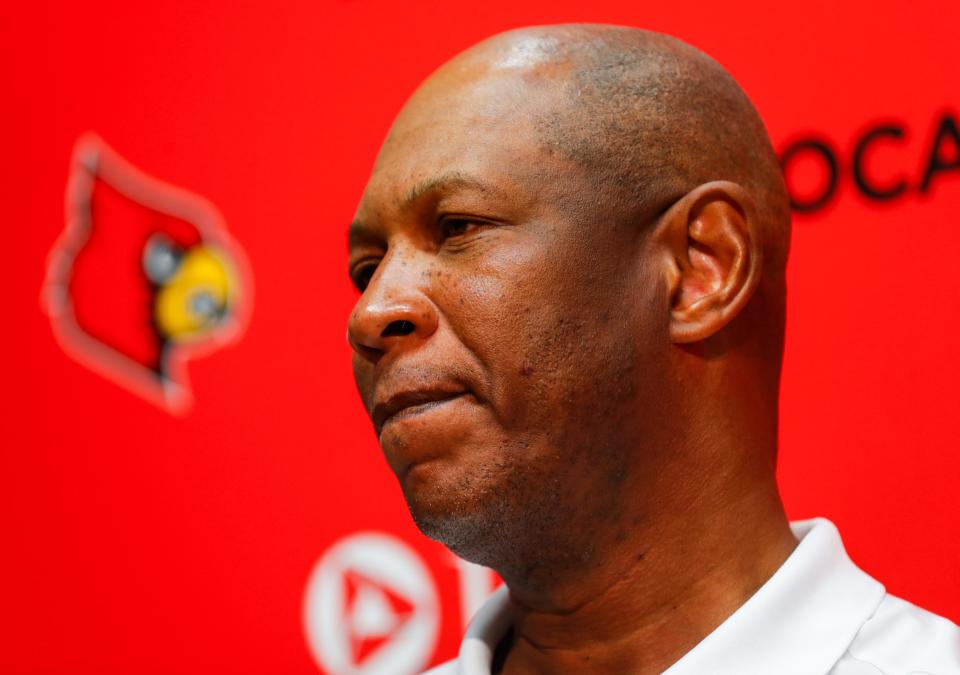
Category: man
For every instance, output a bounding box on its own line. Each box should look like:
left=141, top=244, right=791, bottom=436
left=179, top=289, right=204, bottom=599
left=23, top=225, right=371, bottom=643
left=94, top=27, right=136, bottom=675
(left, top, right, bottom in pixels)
left=346, top=24, right=960, bottom=674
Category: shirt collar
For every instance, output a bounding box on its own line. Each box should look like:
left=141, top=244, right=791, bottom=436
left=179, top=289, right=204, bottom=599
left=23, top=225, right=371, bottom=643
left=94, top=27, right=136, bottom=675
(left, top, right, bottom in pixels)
left=665, top=518, right=886, bottom=674
left=457, top=584, right=514, bottom=675
left=454, top=518, right=886, bottom=675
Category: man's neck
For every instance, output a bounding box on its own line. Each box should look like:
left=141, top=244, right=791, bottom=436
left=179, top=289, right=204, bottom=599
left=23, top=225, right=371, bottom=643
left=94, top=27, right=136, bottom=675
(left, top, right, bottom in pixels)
left=495, top=478, right=798, bottom=675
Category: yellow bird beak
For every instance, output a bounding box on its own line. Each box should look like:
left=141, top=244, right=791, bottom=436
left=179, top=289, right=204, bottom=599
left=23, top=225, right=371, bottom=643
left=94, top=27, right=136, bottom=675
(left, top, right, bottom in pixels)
left=154, top=244, right=237, bottom=343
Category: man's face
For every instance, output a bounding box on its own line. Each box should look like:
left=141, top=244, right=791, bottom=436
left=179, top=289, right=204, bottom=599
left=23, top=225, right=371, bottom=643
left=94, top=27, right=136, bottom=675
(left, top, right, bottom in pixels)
left=347, top=57, right=668, bottom=565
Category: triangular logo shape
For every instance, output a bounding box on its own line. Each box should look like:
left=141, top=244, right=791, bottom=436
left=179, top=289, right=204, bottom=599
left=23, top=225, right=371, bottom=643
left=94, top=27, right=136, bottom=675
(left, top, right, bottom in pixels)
left=343, top=569, right=416, bottom=664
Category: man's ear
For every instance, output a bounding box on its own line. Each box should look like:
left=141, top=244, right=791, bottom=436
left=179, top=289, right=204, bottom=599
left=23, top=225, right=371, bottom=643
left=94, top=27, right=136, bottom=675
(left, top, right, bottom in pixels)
left=655, top=181, right=763, bottom=344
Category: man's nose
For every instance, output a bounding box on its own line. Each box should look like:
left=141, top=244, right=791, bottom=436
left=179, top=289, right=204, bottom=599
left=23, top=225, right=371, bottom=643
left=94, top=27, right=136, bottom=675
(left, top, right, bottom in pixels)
left=347, top=252, right=440, bottom=364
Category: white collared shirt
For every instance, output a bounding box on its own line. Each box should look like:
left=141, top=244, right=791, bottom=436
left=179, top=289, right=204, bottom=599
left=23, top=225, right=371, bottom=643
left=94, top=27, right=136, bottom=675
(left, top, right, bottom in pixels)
left=424, top=518, right=960, bottom=674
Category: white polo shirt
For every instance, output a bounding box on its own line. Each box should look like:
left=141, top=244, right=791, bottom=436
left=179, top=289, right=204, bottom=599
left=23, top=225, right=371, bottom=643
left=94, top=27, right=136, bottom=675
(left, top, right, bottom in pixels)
left=424, top=518, right=960, bottom=674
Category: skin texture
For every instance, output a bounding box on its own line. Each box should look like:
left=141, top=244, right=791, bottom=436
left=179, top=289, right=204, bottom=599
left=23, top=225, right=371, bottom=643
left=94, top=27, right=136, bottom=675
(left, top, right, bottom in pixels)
left=347, top=24, right=797, bottom=674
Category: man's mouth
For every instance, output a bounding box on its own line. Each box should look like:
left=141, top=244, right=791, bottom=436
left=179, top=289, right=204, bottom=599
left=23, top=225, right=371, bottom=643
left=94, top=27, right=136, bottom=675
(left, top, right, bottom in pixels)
left=372, top=388, right=470, bottom=436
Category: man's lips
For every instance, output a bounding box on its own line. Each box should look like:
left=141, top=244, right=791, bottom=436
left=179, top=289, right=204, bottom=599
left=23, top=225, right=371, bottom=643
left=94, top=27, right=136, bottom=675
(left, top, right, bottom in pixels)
left=372, top=388, right=470, bottom=436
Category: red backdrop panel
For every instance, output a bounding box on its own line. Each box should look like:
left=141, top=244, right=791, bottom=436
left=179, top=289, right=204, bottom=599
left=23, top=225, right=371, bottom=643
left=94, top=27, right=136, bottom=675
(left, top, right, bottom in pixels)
left=1, top=1, right=957, bottom=673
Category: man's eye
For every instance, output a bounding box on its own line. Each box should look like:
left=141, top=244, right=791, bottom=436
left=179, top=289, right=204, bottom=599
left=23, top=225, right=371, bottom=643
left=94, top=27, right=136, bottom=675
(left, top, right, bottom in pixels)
left=351, top=262, right=378, bottom=292
left=441, top=217, right=482, bottom=239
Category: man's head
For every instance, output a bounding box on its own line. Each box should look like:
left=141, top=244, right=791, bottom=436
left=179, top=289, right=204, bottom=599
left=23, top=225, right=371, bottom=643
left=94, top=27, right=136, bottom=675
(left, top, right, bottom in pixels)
left=347, top=24, right=790, bottom=585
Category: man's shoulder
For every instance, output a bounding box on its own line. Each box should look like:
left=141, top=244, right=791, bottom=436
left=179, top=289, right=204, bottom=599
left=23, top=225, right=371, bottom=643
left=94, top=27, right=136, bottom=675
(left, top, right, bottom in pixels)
left=421, top=596, right=960, bottom=675
left=836, top=593, right=960, bottom=674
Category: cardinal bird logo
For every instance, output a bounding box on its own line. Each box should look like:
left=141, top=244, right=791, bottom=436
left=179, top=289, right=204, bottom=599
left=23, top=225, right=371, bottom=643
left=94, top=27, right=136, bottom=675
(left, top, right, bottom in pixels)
left=42, top=133, right=252, bottom=413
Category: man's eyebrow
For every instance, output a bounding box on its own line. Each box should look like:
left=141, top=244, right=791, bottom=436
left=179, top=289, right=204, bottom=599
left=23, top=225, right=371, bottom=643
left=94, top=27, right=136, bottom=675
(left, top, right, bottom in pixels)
left=401, top=170, right=504, bottom=208
left=348, top=171, right=506, bottom=248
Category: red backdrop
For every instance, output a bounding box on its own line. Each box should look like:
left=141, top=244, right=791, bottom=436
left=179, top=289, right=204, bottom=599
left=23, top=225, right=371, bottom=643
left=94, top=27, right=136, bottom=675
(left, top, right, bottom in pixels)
left=3, top=1, right=958, bottom=673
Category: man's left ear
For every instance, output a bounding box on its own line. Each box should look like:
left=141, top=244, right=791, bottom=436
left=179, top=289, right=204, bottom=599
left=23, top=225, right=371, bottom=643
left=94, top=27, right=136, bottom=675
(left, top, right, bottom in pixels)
left=655, top=181, right=763, bottom=344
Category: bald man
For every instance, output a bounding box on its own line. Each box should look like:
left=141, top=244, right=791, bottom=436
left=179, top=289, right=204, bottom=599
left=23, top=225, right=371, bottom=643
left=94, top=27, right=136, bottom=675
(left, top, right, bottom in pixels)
left=346, top=24, right=960, bottom=675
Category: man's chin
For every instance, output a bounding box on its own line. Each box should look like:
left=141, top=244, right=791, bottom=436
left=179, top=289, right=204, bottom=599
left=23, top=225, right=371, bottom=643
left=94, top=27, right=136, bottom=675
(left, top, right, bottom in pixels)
left=399, top=460, right=510, bottom=566
left=409, top=506, right=496, bottom=563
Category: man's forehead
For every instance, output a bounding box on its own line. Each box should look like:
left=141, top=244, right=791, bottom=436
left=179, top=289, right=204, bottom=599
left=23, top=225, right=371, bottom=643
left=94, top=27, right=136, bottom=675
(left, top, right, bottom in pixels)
left=381, top=66, right=563, bottom=156
left=357, top=73, right=569, bottom=209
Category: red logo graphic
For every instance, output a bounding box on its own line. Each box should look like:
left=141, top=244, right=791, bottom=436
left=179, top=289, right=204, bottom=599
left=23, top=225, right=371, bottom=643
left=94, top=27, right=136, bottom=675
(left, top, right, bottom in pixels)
left=343, top=568, right=416, bottom=664
left=303, top=532, right=439, bottom=675
left=42, top=134, right=252, bottom=413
